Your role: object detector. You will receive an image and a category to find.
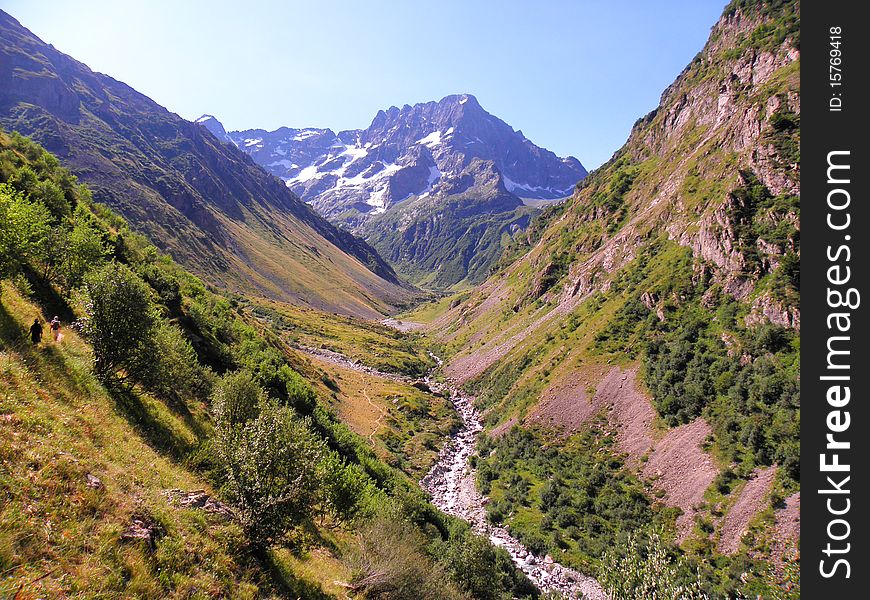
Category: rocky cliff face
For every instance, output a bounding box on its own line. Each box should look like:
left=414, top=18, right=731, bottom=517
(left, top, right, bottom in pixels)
left=0, top=10, right=413, bottom=318
left=522, top=0, right=800, bottom=325
left=208, top=95, right=587, bottom=288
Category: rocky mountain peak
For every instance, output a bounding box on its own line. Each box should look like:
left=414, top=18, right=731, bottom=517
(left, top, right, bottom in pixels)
left=195, top=114, right=229, bottom=141
left=225, top=93, right=587, bottom=210
left=215, top=93, right=587, bottom=288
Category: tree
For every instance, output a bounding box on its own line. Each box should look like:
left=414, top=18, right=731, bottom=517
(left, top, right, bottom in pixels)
left=348, top=516, right=467, bottom=600
left=33, top=178, right=71, bottom=220
left=211, top=370, right=264, bottom=428
left=317, top=451, right=370, bottom=524
left=602, top=530, right=708, bottom=600
left=440, top=527, right=518, bottom=600
left=56, top=208, right=109, bottom=292
left=80, top=262, right=157, bottom=380
left=211, top=372, right=324, bottom=548
left=0, top=183, right=51, bottom=284
left=131, top=322, right=213, bottom=402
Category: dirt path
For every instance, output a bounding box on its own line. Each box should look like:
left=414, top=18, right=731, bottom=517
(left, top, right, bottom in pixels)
left=362, top=390, right=387, bottom=446
left=446, top=295, right=584, bottom=384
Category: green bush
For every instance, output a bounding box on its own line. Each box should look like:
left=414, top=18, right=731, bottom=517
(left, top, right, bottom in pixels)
left=0, top=182, right=51, bottom=281
left=316, top=452, right=371, bottom=524
left=210, top=373, right=324, bottom=548
left=433, top=523, right=537, bottom=600
left=80, top=262, right=158, bottom=380
left=132, top=322, right=214, bottom=402
left=347, top=516, right=466, bottom=600
left=602, top=531, right=708, bottom=600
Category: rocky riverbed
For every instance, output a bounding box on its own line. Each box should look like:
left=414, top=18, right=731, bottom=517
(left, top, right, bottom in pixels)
left=420, top=371, right=608, bottom=600
left=299, top=344, right=607, bottom=598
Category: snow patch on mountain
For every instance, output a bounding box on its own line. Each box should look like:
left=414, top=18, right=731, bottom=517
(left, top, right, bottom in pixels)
left=417, top=131, right=442, bottom=147
left=213, top=94, right=587, bottom=228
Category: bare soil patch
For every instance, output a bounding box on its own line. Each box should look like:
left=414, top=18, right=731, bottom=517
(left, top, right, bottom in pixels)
left=595, top=367, right=656, bottom=463
left=642, top=418, right=719, bottom=541
left=490, top=416, right=519, bottom=439
left=772, top=492, right=800, bottom=564
left=718, top=466, right=777, bottom=554
left=446, top=297, right=582, bottom=384
left=527, top=378, right=595, bottom=433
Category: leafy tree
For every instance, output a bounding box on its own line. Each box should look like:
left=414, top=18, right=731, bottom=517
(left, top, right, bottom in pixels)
left=602, top=531, right=708, bottom=600
left=138, top=262, right=182, bottom=310
left=132, top=322, right=214, bottom=402
left=33, top=178, right=71, bottom=220
left=348, top=516, right=467, bottom=600
left=317, top=452, right=371, bottom=524
left=80, top=262, right=157, bottom=380
left=55, top=208, right=109, bottom=292
left=211, top=370, right=263, bottom=427
left=211, top=373, right=324, bottom=547
left=437, top=525, right=534, bottom=600
left=0, top=183, right=51, bottom=284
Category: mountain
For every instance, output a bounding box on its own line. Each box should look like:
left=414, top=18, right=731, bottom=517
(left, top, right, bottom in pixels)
left=0, top=129, right=533, bottom=599
left=0, top=10, right=413, bottom=319
left=211, top=94, right=587, bottom=288
left=407, top=0, right=799, bottom=595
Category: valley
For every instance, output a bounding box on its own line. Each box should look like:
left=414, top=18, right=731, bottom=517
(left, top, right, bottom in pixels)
left=0, top=0, right=801, bottom=599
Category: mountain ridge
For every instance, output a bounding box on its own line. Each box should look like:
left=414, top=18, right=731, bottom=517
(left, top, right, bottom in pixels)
left=406, top=1, right=800, bottom=595
left=0, top=9, right=413, bottom=319
left=206, top=94, right=587, bottom=288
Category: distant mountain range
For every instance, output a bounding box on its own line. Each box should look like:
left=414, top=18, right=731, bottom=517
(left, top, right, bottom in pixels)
left=200, top=95, right=587, bottom=288
left=0, top=10, right=413, bottom=318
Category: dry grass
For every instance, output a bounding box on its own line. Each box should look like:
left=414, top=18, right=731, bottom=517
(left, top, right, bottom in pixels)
left=307, top=355, right=457, bottom=479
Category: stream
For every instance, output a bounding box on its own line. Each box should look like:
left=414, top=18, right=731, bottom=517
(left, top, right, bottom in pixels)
left=419, top=363, right=607, bottom=600
left=298, top=345, right=607, bottom=599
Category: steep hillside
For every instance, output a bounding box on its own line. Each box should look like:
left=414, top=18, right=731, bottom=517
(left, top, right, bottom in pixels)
left=0, top=130, right=537, bottom=599
left=0, top=10, right=413, bottom=319
left=215, top=95, right=587, bottom=288
left=408, top=1, right=800, bottom=597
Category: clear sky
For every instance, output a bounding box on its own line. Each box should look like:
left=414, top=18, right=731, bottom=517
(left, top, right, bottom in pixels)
left=1, top=0, right=726, bottom=168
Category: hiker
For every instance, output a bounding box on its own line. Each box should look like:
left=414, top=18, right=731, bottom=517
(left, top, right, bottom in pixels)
left=50, top=316, right=61, bottom=342
left=29, top=318, right=43, bottom=344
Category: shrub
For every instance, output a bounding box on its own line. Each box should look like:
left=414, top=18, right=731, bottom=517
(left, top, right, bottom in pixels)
left=316, top=452, right=371, bottom=524
left=80, top=262, right=157, bottom=380
left=132, top=322, right=214, bottom=402
left=0, top=183, right=51, bottom=281
left=602, top=531, right=708, bottom=600
left=347, top=516, right=466, bottom=600
left=211, top=373, right=323, bottom=548
left=436, top=525, right=537, bottom=600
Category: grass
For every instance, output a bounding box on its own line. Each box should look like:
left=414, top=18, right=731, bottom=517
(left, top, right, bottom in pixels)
left=308, top=355, right=458, bottom=479
left=398, top=292, right=465, bottom=325
left=0, top=283, right=343, bottom=598
left=247, top=298, right=434, bottom=376
left=406, top=12, right=801, bottom=592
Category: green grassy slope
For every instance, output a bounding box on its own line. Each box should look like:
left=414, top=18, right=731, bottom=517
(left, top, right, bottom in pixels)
left=0, top=130, right=536, bottom=600
left=412, top=1, right=800, bottom=597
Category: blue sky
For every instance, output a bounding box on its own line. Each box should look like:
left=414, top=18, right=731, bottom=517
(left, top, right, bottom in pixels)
left=2, top=0, right=725, bottom=168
